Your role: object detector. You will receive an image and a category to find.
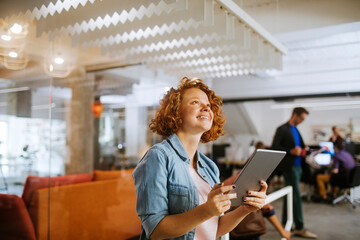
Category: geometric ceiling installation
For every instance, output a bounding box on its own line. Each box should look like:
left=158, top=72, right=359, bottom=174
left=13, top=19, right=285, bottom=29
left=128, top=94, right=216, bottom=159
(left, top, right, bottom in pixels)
left=0, top=0, right=287, bottom=78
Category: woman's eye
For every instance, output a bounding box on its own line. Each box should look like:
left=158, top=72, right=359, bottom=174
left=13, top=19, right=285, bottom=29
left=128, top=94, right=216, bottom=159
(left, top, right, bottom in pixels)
left=192, top=101, right=199, bottom=104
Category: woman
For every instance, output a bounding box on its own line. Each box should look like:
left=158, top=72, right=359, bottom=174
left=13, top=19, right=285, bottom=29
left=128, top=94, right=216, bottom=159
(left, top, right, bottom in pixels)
left=329, top=126, right=344, bottom=143
left=133, top=77, right=267, bottom=240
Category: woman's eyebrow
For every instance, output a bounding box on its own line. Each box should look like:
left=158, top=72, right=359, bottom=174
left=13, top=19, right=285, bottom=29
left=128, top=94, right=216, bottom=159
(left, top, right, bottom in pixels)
left=188, top=97, right=199, bottom=101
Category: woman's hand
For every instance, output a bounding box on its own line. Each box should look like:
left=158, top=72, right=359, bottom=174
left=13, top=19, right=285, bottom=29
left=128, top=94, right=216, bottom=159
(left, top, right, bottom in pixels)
left=242, top=180, right=267, bottom=213
left=203, top=183, right=237, bottom=217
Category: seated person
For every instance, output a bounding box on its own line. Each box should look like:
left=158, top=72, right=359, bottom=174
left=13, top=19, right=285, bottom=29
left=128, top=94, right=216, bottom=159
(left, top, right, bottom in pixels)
left=316, top=138, right=355, bottom=201
left=223, top=172, right=291, bottom=240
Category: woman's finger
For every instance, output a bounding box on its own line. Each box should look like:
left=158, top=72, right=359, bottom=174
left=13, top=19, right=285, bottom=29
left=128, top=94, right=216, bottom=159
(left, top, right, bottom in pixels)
left=212, top=182, right=223, bottom=190
left=258, top=180, right=268, bottom=192
left=221, top=205, right=231, bottom=213
left=217, top=193, right=237, bottom=202
left=246, top=190, right=266, bottom=198
left=245, top=201, right=264, bottom=208
left=220, top=200, right=232, bottom=212
left=211, top=185, right=236, bottom=196
left=243, top=196, right=266, bottom=204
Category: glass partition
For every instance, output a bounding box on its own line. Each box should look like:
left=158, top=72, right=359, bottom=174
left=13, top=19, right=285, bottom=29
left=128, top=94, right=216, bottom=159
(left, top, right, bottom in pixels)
left=0, top=85, right=53, bottom=195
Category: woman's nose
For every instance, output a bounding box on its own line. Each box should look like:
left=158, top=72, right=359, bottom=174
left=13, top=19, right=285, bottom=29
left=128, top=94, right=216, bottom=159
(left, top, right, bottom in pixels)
left=201, top=105, right=210, bottom=111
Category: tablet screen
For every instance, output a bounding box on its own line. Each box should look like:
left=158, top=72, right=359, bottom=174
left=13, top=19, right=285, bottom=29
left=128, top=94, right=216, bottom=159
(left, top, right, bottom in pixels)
left=231, top=149, right=286, bottom=206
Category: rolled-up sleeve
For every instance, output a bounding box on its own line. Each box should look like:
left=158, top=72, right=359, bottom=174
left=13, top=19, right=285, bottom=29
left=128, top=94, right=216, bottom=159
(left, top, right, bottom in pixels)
left=261, top=203, right=276, bottom=218
left=133, top=147, right=169, bottom=238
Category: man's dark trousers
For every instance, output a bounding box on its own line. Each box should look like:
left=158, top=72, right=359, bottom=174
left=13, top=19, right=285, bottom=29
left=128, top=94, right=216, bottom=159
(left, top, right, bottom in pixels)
left=282, top=166, right=304, bottom=230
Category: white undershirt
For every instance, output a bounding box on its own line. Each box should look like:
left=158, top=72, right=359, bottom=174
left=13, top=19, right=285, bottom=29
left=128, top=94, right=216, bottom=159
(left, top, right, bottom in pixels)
left=189, top=167, right=218, bottom=240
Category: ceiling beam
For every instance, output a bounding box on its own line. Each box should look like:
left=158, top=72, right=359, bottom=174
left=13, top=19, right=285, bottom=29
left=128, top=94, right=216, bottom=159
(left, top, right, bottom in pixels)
left=223, top=91, right=360, bottom=103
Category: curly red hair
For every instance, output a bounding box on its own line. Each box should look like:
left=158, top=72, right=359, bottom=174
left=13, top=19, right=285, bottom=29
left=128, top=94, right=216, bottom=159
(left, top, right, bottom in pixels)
left=149, top=77, right=226, bottom=143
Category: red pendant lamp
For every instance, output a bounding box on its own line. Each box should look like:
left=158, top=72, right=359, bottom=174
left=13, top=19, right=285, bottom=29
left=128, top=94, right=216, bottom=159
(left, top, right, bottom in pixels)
left=91, top=97, right=104, bottom=118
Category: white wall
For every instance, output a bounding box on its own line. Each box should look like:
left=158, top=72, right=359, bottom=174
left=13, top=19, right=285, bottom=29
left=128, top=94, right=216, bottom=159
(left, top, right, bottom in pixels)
left=240, top=0, right=360, bottom=34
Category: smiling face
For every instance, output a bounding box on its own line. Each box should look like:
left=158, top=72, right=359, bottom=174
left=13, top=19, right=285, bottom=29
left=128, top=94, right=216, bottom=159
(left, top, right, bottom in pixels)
left=178, top=87, right=214, bottom=136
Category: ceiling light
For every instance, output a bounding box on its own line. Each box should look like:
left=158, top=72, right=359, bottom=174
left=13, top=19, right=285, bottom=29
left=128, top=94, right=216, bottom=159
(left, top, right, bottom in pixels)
left=44, top=60, right=71, bottom=78
left=271, top=100, right=360, bottom=109
left=3, top=51, right=29, bottom=70
left=54, top=57, right=64, bottom=65
left=1, top=35, right=11, bottom=41
left=8, top=51, right=18, bottom=58
left=10, top=23, right=22, bottom=34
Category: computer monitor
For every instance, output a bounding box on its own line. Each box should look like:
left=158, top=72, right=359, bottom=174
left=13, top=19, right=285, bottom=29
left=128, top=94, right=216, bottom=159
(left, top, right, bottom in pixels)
left=314, top=153, right=331, bottom=165
left=354, top=143, right=360, bottom=155
left=212, top=143, right=230, bottom=158
left=319, top=141, right=335, bottom=155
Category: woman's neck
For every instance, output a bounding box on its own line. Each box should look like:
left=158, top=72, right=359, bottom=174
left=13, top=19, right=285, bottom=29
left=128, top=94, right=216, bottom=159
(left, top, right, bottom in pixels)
left=176, top=131, right=201, bottom=167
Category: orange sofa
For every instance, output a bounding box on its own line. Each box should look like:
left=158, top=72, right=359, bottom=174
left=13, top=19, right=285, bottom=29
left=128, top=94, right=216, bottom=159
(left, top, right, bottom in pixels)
left=0, top=169, right=141, bottom=240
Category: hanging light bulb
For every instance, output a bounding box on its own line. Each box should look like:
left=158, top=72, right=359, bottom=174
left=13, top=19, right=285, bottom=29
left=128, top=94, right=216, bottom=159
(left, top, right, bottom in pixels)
left=54, top=57, right=64, bottom=65
left=8, top=51, right=18, bottom=58
left=44, top=51, right=72, bottom=78
left=3, top=50, right=28, bottom=70
left=1, top=35, right=11, bottom=41
left=10, top=23, right=22, bottom=34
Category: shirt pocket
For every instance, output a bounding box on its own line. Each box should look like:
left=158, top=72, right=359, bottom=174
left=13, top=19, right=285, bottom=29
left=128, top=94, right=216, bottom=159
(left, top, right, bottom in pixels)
left=168, top=183, right=189, bottom=214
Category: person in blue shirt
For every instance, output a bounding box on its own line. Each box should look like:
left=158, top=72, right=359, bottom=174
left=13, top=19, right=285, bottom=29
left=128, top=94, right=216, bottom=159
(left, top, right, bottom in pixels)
left=133, top=77, right=267, bottom=240
left=271, top=107, right=317, bottom=239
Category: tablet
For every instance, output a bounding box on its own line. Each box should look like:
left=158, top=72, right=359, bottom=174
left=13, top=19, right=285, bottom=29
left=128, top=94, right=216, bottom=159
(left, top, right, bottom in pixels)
left=231, top=149, right=286, bottom=206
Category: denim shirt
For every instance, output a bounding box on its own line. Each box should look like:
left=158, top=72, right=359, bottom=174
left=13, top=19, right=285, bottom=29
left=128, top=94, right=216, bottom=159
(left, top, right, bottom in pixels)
left=133, top=134, right=220, bottom=240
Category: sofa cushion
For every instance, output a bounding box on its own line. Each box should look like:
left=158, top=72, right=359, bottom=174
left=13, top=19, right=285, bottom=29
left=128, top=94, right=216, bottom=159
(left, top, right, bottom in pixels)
left=22, top=173, right=93, bottom=208
left=0, top=194, right=36, bottom=240
left=93, top=169, right=134, bottom=181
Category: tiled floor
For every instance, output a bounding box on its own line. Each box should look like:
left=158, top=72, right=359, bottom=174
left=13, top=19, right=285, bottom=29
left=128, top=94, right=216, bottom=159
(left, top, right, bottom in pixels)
left=262, top=198, right=360, bottom=240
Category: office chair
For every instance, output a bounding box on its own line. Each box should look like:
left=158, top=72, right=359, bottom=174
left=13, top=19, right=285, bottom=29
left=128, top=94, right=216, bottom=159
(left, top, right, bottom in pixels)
left=332, top=164, right=360, bottom=208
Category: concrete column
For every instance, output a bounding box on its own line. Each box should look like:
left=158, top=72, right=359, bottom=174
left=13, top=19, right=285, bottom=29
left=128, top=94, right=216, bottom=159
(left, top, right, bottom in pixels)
left=65, top=69, right=94, bottom=174
left=93, top=117, right=101, bottom=169
left=7, top=90, right=32, bottom=118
